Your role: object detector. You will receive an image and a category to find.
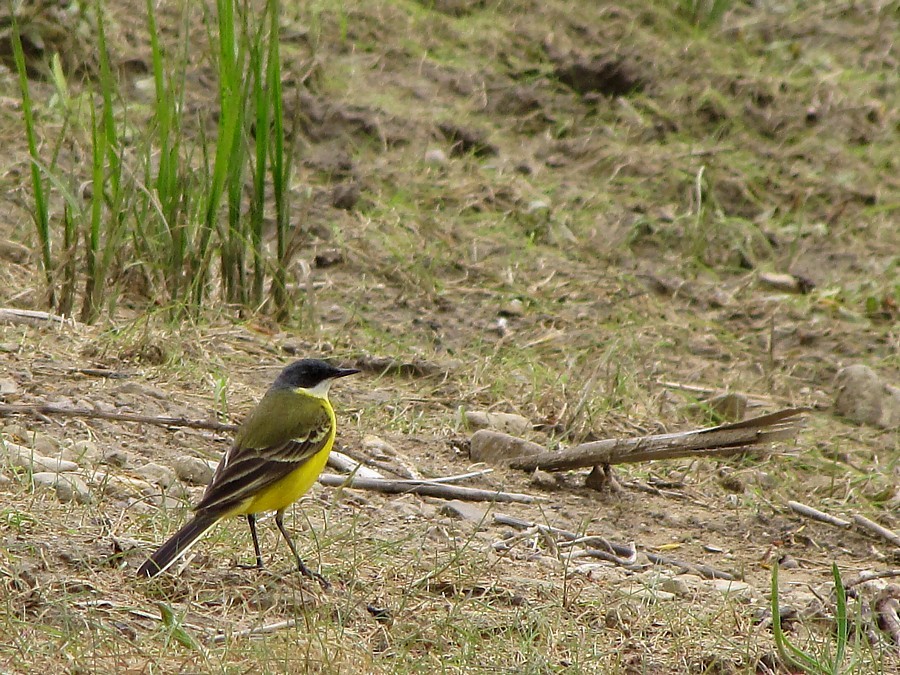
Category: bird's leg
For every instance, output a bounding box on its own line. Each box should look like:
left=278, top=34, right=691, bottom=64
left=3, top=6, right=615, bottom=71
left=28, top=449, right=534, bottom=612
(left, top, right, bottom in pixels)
left=275, top=510, right=330, bottom=589
left=238, top=513, right=265, bottom=570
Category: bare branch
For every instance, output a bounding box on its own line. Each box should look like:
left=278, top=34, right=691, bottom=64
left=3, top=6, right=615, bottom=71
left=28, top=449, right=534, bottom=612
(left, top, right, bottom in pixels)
left=788, top=501, right=851, bottom=528
left=510, top=408, right=808, bottom=472
left=317, top=473, right=537, bottom=503
left=0, top=403, right=236, bottom=433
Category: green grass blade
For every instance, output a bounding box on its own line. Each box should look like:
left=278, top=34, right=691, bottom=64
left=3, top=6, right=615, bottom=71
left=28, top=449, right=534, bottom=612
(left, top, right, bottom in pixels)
left=10, top=16, right=54, bottom=307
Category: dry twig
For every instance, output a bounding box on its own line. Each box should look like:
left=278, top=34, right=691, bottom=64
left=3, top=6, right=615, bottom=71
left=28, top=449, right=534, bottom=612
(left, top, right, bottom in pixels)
left=852, top=515, right=900, bottom=549
left=0, top=403, right=236, bottom=433
left=493, top=513, right=733, bottom=579
left=788, top=501, right=851, bottom=528
left=0, top=308, right=75, bottom=326
left=510, top=408, right=808, bottom=472
left=317, top=473, right=536, bottom=503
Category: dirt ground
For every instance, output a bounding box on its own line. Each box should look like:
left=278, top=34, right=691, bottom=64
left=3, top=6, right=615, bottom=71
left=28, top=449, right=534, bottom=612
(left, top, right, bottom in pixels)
left=0, top=1, right=897, bottom=673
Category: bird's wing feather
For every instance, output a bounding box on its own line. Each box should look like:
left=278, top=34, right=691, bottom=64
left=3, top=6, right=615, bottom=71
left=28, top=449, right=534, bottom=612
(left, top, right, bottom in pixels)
left=195, top=408, right=332, bottom=515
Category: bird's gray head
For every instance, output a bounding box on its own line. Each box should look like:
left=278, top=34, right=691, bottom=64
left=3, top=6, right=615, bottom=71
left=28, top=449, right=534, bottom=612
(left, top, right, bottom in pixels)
left=273, top=359, right=359, bottom=393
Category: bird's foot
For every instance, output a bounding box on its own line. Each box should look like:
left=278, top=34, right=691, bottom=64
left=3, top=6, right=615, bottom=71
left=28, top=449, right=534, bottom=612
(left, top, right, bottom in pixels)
left=298, top=560, right=331, bottom=590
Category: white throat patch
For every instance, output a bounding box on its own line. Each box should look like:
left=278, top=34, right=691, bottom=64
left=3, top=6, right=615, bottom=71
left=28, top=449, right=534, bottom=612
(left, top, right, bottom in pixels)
left=302, top=378, right=334, bottom=398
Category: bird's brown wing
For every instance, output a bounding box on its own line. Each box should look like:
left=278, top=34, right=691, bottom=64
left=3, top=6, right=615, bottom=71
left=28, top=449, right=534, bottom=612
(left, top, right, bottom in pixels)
left=194, top=411, right=332, bottom=515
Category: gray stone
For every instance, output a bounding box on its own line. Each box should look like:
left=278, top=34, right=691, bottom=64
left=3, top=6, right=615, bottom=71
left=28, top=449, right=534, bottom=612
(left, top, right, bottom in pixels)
left=362, top=434, right=397, bottom=458
left=530, top=469, right=558, bottom=489
left=463, top=411, right=531, bottom=436
left=31, top=434, right=60, bottom=457
left=135, top=462, right=178, bottom=489
left=89, top=472, right=154, bottom=499
left=439, top=500, right=488, bottom=523
left=32, top=472, right=91, bottom=503
left=115, top=381, right=170, bottom=400
left=709, top=579, right=753, bottom=597
left=174, top=455, right=217, bottom=485
left=661, top=577, right=692, bottom=596
left=834, top=365, right=900, bottom=429
left=469, top=430, right=544, bottom=465
left=62, top=439, right=101, bottom=464
left=0, top=441, right=79, bottom=473
left=0, top=378, right=18, bottom=396
left=101, top=448, right=130, bottom=468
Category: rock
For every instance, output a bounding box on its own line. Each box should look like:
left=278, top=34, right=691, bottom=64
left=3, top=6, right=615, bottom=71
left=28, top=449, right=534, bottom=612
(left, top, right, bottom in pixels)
left=709, top=579, right=753, bottom=597
left=31, top=434, right=60, bottom=457
left=32, top=472, right=91, bottom=504
left=462, top=410, right=531, bottom=436
left=0, top=239, right=30, bottom=263
left=834, top=365, right=900, bottom=429
left=469, top=430, right=544, bottom=465
left=362, top=434, right=397, bottom=458
left=174, top=455, right=217, bottom=485
left=423, top=148, right=448, bottom=166
left=135, top=462, right=177, bottom=489
left=89, top=472, right=155, bottom=499
left=101, top=447, right=131, bottom=468
left=0, top=442, right=79, bottom=473
left=62, top=439, right=101, bottom=464
left=661, top=577, right=692, bottom=596
left=530, top=469, right=557, bottom=490
left=115, top=381, right=170, bottom=400
left=0, top=378, right=18, bottom=397
left=439, top=500, right=488, bottom=523
left=1, top=423, right=30, bottom=441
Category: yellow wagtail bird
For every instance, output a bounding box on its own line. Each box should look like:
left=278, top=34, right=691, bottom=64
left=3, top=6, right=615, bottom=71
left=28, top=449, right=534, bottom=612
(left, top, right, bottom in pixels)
left=137, top=359, right=358, bottom=584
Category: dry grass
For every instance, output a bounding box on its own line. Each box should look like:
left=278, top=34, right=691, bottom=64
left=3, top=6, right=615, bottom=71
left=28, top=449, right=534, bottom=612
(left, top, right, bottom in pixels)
left=1, top=0, right=898, bottom=672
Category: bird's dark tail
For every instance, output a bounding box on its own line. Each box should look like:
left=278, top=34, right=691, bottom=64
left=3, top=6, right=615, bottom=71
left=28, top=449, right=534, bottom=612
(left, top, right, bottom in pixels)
left=137, top=513, right=220, bottom=578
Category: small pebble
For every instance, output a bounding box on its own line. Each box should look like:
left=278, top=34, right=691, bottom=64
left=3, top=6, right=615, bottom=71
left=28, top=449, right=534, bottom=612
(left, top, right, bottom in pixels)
left=135, top=462, right=178, bottom=489
left=469, top=430, right=543, bottom=465
left=32, top=472, right=91, bottom=504
left=834, top=365, right=899, bottom=429
left=174, top=455, right=217, bottom=485
left=439, top=500, right=488, bottom=524
left=462, top=410, right=531, bottom=436
left=530, top=469, right=557, bottom=490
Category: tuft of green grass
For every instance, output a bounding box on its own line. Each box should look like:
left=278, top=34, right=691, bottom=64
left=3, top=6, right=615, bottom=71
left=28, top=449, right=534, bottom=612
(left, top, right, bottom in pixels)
left=771, top=562, right=856, bottom=675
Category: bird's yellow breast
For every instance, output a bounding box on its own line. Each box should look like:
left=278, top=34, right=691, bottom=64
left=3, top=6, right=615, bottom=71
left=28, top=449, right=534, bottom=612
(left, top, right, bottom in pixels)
left=243, top=439, right=334, bottom=513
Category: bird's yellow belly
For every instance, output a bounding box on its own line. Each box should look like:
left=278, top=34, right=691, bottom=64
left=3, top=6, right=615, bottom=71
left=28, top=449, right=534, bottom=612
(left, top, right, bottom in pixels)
left=242, top=447, right=332, bottom=514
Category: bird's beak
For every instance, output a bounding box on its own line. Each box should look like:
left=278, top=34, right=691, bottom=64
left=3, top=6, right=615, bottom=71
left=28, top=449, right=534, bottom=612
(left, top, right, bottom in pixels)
left=334, top=368, right=360, bottom=379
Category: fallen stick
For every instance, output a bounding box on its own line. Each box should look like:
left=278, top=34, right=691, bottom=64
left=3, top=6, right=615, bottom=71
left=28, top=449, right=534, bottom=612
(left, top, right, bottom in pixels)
left=0, top=308, right=76, bottom=326
left=493, top=513, right=734, bottom=580
left=510, top=408, right=808, bottom=472
left=644, top=552, right=735, bottom=581
left=787, top=501, right=899, bottom=549
left=845, top=570, right=900, bottom=589
left=788, top=501, right=851, bottom=528
left=0, top=403, right=237, bottom=433
left=852, top=515, right=900, bottom=549
left=327, top=451, right=383, bottom=479
left=317, top=473, right=537, bottom=503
